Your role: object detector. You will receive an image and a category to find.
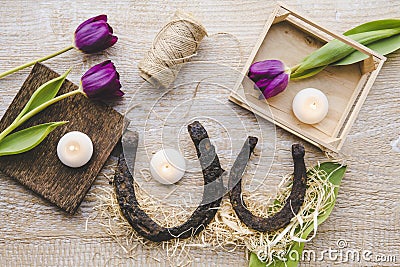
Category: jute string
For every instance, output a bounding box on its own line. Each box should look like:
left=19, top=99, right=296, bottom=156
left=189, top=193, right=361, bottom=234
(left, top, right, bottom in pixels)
left=138, top=10, right=207, bottom=88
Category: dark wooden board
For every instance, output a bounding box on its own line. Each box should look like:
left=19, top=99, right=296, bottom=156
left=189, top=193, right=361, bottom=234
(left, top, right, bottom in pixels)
left=0, top=63, right=125, bottom=213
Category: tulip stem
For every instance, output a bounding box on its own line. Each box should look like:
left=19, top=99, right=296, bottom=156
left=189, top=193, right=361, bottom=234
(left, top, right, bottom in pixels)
left=290, top=64, right=300, bottom=73
left=0, top=89, right=83, bottom=142
left=0, top=45, right=75, bottom=79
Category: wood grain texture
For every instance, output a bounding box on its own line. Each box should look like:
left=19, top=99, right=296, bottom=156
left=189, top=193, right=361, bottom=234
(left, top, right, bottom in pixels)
left=0, top=0, right=399, bottom=266
left=0, top=63, right=124, bottom=213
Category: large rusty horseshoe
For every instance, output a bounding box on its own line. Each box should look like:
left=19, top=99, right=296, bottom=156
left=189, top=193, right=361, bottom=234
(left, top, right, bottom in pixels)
left=114, top=121, right=225, bottom=242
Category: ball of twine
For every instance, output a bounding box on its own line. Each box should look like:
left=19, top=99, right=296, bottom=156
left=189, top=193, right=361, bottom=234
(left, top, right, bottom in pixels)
left=138, top=10, right=207, bottom=88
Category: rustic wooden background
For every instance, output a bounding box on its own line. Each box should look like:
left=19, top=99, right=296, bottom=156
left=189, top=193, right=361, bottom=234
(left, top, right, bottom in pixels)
left=0, top=0, right=399, bottom=266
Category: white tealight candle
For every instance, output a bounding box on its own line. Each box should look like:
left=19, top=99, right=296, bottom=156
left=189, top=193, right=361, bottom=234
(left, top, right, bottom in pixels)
left=150, top=148, right=186, bottom=185
left=292, top=88, right=329, bottom=124
left=57, top=131, right=93, bottom=168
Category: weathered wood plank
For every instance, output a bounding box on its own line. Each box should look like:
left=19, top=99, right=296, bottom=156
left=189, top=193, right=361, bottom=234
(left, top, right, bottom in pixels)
left=0, top=63, right=124, bottom=213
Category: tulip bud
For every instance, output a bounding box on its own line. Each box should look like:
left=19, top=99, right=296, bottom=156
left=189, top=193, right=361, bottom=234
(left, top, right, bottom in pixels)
left=74, top=15, right=118, bottom=54
left=81, top=60, right=123, bottom=99
left=255, top=72, right=289, bottom=99
left=248, top=59, right=285, bottom=81
left=248, top=59, right=290, bottom=99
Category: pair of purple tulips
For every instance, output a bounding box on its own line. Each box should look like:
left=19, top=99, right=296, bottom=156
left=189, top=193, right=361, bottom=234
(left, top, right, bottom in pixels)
left=1, top=15, right=123, bottom=100
left=74, top=15, right=123, bottom=99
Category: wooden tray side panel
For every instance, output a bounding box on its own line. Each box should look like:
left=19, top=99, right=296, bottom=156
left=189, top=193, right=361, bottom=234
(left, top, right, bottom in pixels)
left=0, top=63, right=124, bottom=213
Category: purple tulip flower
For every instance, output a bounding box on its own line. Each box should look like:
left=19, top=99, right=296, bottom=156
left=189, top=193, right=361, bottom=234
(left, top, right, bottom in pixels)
left=81, top=60, right=124, bottom=99
left=248, top=59, right=290, bottom=99
left=74, top=15, right=118, bottom=54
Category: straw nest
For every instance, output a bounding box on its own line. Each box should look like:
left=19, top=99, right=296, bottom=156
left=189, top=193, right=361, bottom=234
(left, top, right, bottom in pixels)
left=91, top=163, right=336, bottom=266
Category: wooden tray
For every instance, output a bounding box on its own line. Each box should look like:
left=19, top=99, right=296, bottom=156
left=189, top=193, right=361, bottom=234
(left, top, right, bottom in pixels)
left=229, top=2, right=386, bottom=152
left=0, top=63, right=125, bottom=213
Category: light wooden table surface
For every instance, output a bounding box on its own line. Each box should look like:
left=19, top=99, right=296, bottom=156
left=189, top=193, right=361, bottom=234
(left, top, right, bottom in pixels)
left=0, top=1, right=399, bottom=266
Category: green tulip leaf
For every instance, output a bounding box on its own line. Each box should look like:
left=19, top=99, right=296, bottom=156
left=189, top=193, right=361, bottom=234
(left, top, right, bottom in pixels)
left=0, top=121, right=68, bottom=156
left=249, top=162, right=347, bottom=267
left=249, top=253, right=269, bottom=267
left=334, top=34, right=400, bottom=65
left=15, top=69, right=70, bottom=121
left=343, top=19, right=400, bottom=35
left=292, top=28, right=400, bottom=75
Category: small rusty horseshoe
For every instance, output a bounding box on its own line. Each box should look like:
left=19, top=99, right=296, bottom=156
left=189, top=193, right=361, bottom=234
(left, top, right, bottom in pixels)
left=229, top=139, right=308, bottom=232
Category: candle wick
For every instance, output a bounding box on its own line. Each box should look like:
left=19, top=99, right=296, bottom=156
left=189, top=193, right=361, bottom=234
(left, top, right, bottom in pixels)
left=68, top=144, right=80, bottom=152
left=310, top=102, right=317, bottom=110
left=162, top=164, right=170, bottom=171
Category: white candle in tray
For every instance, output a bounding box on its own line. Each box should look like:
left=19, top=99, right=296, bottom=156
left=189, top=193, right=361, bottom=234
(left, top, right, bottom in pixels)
left=292, top=88, right=329, bottom=124
left=150, top=148, right=186, bottom=185
left=57, top=131, right=93, bottom=168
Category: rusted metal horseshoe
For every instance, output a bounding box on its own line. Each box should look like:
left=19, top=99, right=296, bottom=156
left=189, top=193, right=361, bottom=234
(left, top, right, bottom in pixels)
left=114, top=121, right=225, bottom=242
left=229, top=139, right=308, bottom=233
